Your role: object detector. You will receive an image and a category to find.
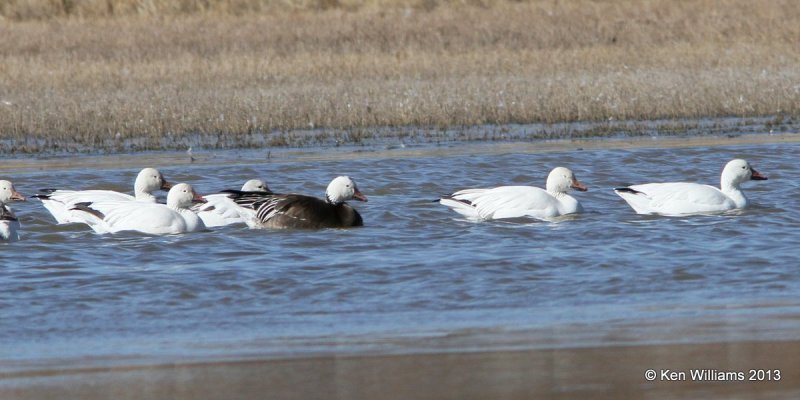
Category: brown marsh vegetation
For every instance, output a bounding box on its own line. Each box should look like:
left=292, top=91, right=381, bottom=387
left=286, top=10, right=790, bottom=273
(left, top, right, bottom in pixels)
left=1, top=0, right=800, bottom=152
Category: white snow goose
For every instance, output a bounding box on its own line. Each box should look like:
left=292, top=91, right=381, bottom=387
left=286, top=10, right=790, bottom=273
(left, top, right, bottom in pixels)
left=614, top=158, right=768, bottom=216
left=69, top=183, right=207, bottom=235
left=439, top=167, right=588, bottom=221
left=0, top=180, right=26, bottom=241
left=34, top=167, right=172, bottom=224
left=195, top=179, right=272, bottom=227
left=227, top=176, right=367, bottom=229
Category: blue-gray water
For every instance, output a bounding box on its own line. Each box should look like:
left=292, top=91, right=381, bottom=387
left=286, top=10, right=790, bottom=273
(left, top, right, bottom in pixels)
left=2, top=138, right=799, bottom=373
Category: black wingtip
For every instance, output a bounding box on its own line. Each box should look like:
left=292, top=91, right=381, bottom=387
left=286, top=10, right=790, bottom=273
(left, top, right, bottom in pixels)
left=438, top=195, right=473, bottom=206
left=32, top=188, right=60, bottom=200
left=70, top=202, right=105, bottom=219
left=614, top=187, right=643, bottom=195
left=433, top=194, right=453, bottom=203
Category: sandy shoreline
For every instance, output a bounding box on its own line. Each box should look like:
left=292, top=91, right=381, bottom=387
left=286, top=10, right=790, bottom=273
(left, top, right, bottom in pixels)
left=2, top=340, right=797, bottom=399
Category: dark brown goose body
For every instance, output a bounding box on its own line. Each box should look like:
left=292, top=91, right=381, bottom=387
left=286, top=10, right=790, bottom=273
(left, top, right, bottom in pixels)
left=252, top=194, right=363, bottom=229
left=225, top=175, right=367, bottom=229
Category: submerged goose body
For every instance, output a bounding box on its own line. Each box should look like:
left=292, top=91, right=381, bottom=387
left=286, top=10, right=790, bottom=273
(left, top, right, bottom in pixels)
left=228, top=176, right=367, bottom=229
left=614, top=159, right=767, bottom=216
left=0, top=180, right=26, bottom=241
left=71, top=183, right=206, bottom=235
left=196, top=179, right=271, bottom=227
left=440, top=167, right=587, bottom=221
left=35, top=168, right=172, bottom=224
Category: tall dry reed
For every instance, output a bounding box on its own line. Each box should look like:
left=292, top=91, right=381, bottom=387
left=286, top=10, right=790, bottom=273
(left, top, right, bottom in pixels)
left=1, top=0, right=799, bottom=152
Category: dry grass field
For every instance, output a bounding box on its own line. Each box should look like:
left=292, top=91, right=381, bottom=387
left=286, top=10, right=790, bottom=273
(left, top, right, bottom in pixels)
left=1, top=0, right=800, bottom=152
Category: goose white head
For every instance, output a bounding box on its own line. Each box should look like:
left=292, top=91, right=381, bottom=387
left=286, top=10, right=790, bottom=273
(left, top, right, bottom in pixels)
left=325, top=176, right=368, bottom=204
left=721, top=159, right=767, bottom=189
left=0, top=180, right=26, bottom=204
left=545, top=167, right=587, bottom=195
left=241, top=179, right=270, bottom=192
left=134, top=168, right=172, bottom=199
left=167, top=183, right=206, bottom=210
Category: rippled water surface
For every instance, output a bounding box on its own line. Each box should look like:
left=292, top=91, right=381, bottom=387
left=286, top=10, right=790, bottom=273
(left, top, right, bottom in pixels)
left=2, top=138, right=799, bottom=372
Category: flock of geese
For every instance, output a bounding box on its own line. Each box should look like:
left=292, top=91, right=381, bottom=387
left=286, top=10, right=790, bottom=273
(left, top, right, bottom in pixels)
left=0, top=172, right=368, bottom=241
left=0, top=158, right=766, bottom=242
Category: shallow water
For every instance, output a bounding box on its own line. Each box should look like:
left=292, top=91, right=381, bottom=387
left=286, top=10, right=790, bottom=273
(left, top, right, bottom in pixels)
left=1, top=138, right=799, bottom=373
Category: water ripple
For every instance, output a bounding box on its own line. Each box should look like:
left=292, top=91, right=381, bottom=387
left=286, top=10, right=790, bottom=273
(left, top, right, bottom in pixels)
left=1, top=140, right=799, bottom=364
